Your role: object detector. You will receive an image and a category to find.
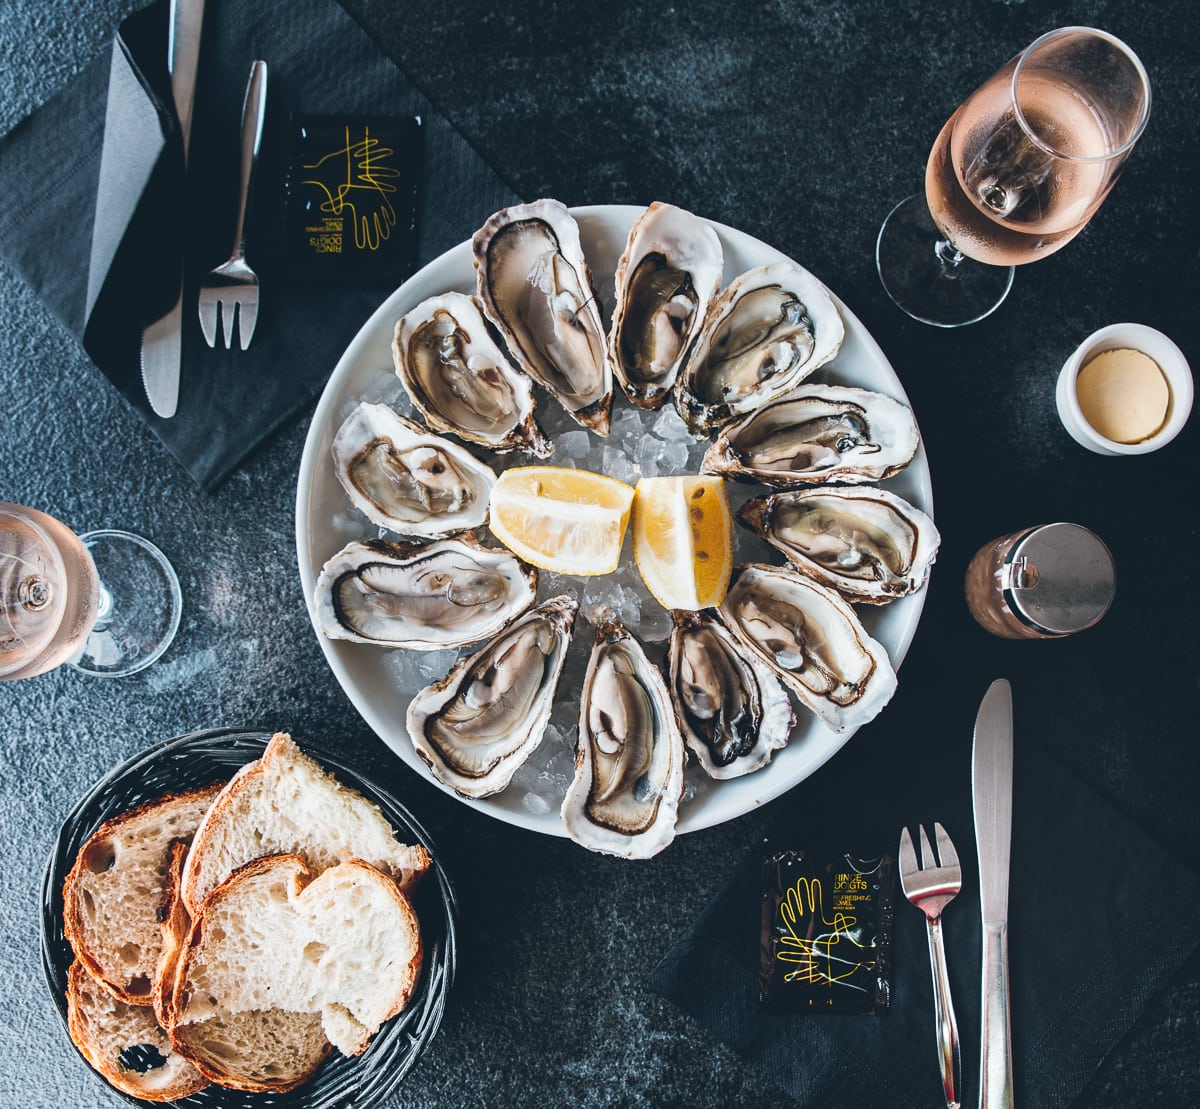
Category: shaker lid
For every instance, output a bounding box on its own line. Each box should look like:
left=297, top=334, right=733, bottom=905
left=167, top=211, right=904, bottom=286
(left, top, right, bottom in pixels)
left=1004, top=522, right=1116, bottom=636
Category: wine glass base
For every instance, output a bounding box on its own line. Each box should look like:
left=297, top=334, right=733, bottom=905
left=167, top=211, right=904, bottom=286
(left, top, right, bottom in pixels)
left=876, top=194, right=1015, bottom=328
left=69, top=531, right=182, bottom=678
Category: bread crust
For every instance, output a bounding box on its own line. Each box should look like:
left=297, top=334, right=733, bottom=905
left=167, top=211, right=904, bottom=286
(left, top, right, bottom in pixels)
left=66, top=960, right=208, bottom=1102
left=62, top=782, right=224, bottom=1006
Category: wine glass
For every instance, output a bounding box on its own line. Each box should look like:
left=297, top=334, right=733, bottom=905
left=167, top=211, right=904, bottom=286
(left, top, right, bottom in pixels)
left=0, top=503, right=182, bottom=680
left=876, top=27, right=1151, bottom=327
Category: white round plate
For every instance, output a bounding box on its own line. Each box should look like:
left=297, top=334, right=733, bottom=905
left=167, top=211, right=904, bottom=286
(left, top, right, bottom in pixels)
left=296, top=204, right=933, bottom=838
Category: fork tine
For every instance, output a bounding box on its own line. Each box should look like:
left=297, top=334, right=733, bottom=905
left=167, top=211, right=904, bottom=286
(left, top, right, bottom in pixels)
left=898, top=826, right=917, bottom=874
left=934, top=822, right=960, bottom=868
left=237, top=295, right=259, bottom=351
left=198, top=296, right=219, bottom=348
left=918, top=823, right=936, bottom=869
left=219, top=300, right=236, bottom=350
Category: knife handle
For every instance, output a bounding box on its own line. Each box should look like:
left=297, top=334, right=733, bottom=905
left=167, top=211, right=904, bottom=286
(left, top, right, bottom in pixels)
left=979, top=921, right=1014, bottom=1109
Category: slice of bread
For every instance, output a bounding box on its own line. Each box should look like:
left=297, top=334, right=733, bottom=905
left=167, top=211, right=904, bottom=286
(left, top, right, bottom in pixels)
left=166, top=854, right=423, bottom=1090
left=179, top=733, right=430, bottom=916
left=63, top=783, right=223, bottom=1005
left=66, top=960, right=208, bottom=1102
left=168, top=1006, right=330, bottom=1094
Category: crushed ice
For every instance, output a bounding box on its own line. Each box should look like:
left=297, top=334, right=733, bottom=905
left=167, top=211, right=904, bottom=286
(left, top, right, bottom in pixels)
left=349, top=373, right=764, bottom=817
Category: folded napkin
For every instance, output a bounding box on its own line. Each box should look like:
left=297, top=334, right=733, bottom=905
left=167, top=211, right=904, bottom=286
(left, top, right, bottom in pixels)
left=649, top=734, right=1200, bottom=1108
left=0, top=0, right=519, bottom=490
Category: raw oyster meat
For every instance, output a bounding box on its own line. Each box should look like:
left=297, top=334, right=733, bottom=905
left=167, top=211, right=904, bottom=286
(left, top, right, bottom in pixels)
left=561, top=618, right=685, bottom=859
left=407, top=595, right=578, bottom=798
left=392, top=291, right=552, bottom=457
left=719, top=563, right=897, bottom=733
left=314, top=533, right=537, bottom=649
left=667, top=610, right=795, bottom=779
left=737, top=487, right=939, bottom=603
left=702, top=384, right=919, bottom=486
left=607, top=202, right=724, bottom=410
left=473, top=199, right=613, bottom=434
left=675, top=261, right=844, bottom=434
left=331, top=401, right=497, bottom=538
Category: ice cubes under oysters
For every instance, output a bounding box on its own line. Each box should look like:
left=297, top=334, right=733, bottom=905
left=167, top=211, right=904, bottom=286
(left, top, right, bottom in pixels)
left=561, top=618, right=685, bottom=859
left=607, top=202, right=724, bottom=410
left=392, top=291, right=552, bottom=457
left=406, top=595, right=578, bottom=798
left=702, top=383, right=919, bottom=486
left=719, top=563, right=897, bottom=733
left=675, top=261, right=845, bottom=435
left=737, top=487, right=940, bottom=604
left=331, top=401, right=497, bottom=538
left=314, top=533, right=537, bottom=649
left=473, top=199, right=613, bottom=434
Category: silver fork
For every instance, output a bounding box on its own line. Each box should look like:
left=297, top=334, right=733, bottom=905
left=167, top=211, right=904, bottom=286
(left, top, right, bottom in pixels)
left=198, top=59, right=267, bottom=350
left=899, top=822, right=963, bottom=1109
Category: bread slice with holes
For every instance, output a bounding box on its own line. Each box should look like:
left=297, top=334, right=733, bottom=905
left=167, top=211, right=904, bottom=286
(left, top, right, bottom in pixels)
left=179, top=732, right=430, bottom=916
left=165, top=854, right=423, bottom=1091
left=62, top=783, right=224, bottom=1005
left=66, top=960, right=208, bottom=1101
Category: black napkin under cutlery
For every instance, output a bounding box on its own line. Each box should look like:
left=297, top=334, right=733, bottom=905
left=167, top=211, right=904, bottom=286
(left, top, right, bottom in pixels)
left=0, top=0, right=520, bottom=490
left=649, top=737, right=1200, bottom=1109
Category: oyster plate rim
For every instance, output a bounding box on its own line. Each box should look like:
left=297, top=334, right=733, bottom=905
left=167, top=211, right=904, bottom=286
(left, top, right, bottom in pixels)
left=295, top=203, right=934, bottom=838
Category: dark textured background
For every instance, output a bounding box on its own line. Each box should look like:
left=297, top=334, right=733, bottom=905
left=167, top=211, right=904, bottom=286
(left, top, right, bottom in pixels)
left=2, top=1, right=1198, bottom=1106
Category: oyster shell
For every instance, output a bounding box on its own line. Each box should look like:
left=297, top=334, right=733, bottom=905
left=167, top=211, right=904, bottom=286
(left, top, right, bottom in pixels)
left=719, top=563, right=897, bottom=733
left=473, top=199, right=613, bottom=434
left=561, top=619, right=685, bottom=859
left=702, top=384, right=919, bottom=486
left=737, top=487, right=940, bottom=604
left=331, top=402, right=497, bottom=538
left=392, top=292, right=552, bottom=457
left=667, top=610, right=795, bottom=779
left=314, top=533, right=537, bottom=649
left=406, top=595, right=578, bottom=798
left=675, top=261, right=844, bottom=434
left=607, top=202, right=724, bottom=410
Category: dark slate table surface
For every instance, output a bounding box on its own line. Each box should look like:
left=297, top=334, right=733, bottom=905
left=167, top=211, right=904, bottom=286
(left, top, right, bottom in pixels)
left=2, top=1, right=1198, bottom=1106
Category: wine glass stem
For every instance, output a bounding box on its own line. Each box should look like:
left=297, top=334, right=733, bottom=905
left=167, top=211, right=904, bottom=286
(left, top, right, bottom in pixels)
left=93, top=582, right=114, bottom=632
left=934, top=238, right=965, bottom=269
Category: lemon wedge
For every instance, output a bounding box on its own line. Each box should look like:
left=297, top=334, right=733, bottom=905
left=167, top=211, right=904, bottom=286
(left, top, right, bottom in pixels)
left=632, top=475, right=733, bottom=610
left=488, top=466, right=636, bottom=576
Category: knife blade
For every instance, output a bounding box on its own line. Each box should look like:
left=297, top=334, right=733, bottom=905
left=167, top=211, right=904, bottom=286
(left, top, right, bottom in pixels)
left=139, top=0, right=205, bottom=419
left=972, top=677, right=1015, bottom=1109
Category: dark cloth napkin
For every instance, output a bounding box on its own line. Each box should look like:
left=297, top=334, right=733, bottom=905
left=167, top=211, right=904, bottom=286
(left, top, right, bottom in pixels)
left=0, top=0, right=519, bottom=490
left=649, top=736, right=1200, bottom=1108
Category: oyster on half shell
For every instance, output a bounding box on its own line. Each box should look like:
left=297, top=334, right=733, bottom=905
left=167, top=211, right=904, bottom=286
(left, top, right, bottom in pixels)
left=737, top=487, right=940, bottom=604
left=473, top=199, right=613, bottom=434
left=406, top=595, right=578, bottom=798
left=702, top=384, right=919, bottom=486
left=608, top=202, right=724, bottom=410
left=392, top=292, right=552, bottom=457
left=667, top=610, right=795, bottom=779
left=314, top=533, right=537, bottom=649
left=331, top=402, right=496, bottom=538
left=562, top=618, right=685, bottom=859
left=720, top=563, right=897, bottom=733
left=675, top=261, right=845, bottom=435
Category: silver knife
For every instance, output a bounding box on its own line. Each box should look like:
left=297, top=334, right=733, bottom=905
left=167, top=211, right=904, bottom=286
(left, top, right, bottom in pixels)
left=972, top=678, right=1015, bottom=1109
left=139, top=0, right=205, bottom=419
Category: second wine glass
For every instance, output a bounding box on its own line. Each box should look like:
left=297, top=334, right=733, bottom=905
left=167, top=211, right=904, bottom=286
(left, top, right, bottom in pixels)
left=877, top=26, right=1151, bottom=327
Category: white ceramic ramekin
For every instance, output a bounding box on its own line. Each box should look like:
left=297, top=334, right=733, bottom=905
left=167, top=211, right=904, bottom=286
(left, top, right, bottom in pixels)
left=1055, top=322, right=1193, bottom=455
